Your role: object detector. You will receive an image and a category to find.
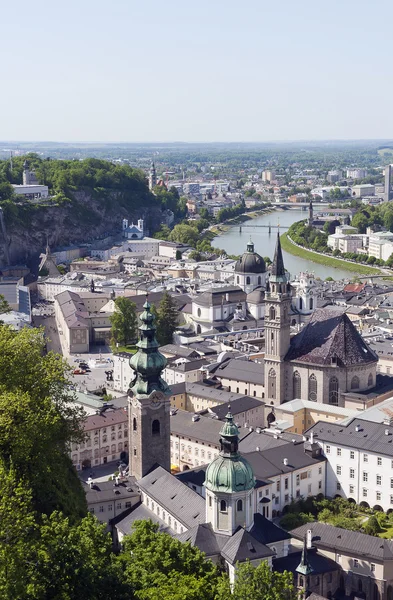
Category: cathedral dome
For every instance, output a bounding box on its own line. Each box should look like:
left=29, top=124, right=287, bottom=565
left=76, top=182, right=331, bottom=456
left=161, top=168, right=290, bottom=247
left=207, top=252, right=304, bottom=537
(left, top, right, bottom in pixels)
left=235, top=241, right=266, bottom=275
left=204, top=409, right=255, bottom=494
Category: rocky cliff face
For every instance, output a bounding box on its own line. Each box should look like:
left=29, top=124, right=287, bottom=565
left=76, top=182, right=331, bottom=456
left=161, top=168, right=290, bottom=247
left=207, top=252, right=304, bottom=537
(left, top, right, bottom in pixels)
left=1, top=190, right=163, bottom=267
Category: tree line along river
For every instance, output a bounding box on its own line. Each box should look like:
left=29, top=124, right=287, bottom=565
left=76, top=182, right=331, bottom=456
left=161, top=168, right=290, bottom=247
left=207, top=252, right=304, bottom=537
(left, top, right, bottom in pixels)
left=214, top=208, right=351, bottom=281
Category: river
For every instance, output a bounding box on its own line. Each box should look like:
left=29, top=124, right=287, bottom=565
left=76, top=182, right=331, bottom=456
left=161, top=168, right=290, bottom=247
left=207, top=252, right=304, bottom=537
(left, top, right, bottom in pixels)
left=214, top=208, right=351, bottom=280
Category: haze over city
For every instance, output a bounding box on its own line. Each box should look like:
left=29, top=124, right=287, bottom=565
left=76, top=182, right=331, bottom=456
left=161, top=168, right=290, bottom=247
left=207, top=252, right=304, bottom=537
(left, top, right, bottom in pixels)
left=1, top=0, right=393, bottom=142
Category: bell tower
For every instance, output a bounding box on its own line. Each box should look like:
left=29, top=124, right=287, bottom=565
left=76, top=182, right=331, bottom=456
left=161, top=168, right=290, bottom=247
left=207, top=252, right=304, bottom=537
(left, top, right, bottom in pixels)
left=264, top=234, right=291, bottom=404
left=148, top=161, right=157, bottom=191
left=128, top=299, right=171, bottom=480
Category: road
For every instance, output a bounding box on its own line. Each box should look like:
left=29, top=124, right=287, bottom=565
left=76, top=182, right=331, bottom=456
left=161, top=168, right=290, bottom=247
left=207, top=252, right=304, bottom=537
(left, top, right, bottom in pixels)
left=78, top=459, right=122, bottom=483
left=32, top=315, right=62, bottom=354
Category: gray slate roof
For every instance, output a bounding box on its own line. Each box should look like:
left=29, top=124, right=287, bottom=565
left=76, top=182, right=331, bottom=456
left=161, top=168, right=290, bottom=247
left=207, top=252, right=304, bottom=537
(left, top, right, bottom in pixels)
left=137, top=466, right=205, bottom=529
left=84, top=477, right=139, bottom=504
left=291, top=522, right=393, bottom=561
left=177, top=523, right=227, bottom=557
left=170, top=409, right=222, bottom=445
left=115, top=501, right=171, bottom=535
left=306, top=418, right=393, bottom=456
left=207, top=396, right=264, bottom=420
left=285, top=307, right=377, bottom=367
left=221, top=526, right=273, bottom=564
left=170, top=381, right=251, bottom=404
left=274, top=549, right=338, bottom=576
left=211, top=358, right=264, bottom=385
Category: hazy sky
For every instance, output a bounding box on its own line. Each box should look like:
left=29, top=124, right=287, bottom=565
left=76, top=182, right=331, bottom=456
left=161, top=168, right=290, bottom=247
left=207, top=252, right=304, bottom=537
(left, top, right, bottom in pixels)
left=1, top=0, right=392, bottom=142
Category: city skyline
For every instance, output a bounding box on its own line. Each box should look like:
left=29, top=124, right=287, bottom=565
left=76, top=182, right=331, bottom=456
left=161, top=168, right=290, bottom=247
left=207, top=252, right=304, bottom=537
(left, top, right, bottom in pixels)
left=1, top=0, right=393, bottom=142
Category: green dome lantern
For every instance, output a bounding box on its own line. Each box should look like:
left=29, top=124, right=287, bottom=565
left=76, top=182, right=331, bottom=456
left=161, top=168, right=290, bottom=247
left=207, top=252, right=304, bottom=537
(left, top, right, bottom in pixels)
left=129, top=299, right=170, bottom=397
left=205, top=408, right=255, bottom=494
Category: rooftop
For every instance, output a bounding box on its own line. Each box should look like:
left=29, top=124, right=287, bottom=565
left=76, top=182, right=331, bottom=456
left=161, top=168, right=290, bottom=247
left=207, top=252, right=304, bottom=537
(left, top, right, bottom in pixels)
left=306, top=418, right=393, bottom=455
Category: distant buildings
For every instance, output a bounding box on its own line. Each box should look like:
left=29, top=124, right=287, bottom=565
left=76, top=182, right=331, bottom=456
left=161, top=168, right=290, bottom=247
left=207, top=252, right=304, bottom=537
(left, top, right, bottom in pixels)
left=327, top=169, right=342, bottom=183
left=347, top=168, right=368, bottom=179
left=385, top=164, right=392, bottom=202
left=12, top=160, right=49, bottom=201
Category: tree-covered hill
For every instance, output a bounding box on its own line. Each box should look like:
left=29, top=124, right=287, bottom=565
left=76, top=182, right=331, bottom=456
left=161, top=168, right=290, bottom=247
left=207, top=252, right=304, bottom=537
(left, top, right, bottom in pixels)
left=0, top=155, right=183, bottom=265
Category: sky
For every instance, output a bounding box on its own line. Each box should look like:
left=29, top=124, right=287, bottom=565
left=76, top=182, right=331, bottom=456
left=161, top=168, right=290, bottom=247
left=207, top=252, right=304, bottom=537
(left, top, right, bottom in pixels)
left=1, top=0, right=393, bottom=143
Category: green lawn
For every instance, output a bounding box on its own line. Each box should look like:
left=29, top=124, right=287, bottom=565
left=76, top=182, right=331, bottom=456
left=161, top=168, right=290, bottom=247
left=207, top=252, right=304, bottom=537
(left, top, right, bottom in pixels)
left=111, top=344, right=137, bottom=354
left=281, top=232, right=381, bottom=276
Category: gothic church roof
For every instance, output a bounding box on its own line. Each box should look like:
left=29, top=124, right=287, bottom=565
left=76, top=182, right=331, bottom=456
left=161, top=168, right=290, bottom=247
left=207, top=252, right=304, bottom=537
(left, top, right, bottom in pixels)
left=285, top=307, right=377, bottom=367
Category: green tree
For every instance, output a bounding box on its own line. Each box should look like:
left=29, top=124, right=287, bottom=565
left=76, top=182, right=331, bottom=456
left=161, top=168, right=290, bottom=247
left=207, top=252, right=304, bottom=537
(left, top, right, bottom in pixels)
left=0, top=326, right=86, bottom=518
left=110, top=297, right=138, bottom=346
left=364, top=515, right=382, bottom=536
left=169, top=224, right=199, bottom=246
left=155, top=292, right=179, bottom=345
left=217, top=559, right=299, bottom=600
left=117, top=520, right=222, bottom=600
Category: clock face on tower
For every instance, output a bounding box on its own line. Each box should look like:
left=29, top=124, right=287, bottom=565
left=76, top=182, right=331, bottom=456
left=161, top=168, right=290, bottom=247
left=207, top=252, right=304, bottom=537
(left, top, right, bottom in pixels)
left=150, top=391, right=164, bottom=406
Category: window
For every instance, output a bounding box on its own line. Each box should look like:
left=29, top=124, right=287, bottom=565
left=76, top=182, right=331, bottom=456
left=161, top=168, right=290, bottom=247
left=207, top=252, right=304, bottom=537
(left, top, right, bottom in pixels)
left=116, top=502, right=122, bottom=509
left=308, top=484, right=312, bottom=494
left=378, top=457, right=382, bottom=466
left=209, top=496, right=212, bottom=507
left=99, top=505, right=104, bottom=513
left=89, top=507, right=95, bottom=514
left=363, top=488, right=368, bottom=498
left=363, top=472, right=368, bottom=482
left=354, top=559, right=359, bottom=568
left=350, top=451, right=355, bottom=459
left=337, top=482, right=341, bottom=491
left=276, top=481, right=280, bottom=492
left=133, top=448, right=137, bottom=456
left=296, top=489, right=301, bottom=498
left=285, top=478, right=288, bottom=490
left=329, top=376, right=339, bottom=405
left=296, top=474, right=300, bottom=486
left=237, top=499, right=243, bottom=511
left=351, top=375, right=360, bottom=390
left=336, top=553, right=342, bottom=564
left=125, top=502, right=131, bottom=509
left=318, top=481, right=322, bottom=489
left=285, top=494, right=289, bottom=503
left=350, top=468, right=355, bottom=479
left=364, top=454, right=368, bottom=463
left=349, top=485, right=355, bottom=494
left=371, top=563, right=376, bottom=573
left=377, top=475, right=382, bottom=486
left=368, top=373, right=373, bottom=387
left=220, top=500, right=227, bottom=512
left=336, top=465, right=342, bottom=475
left=152, top=420, right=160, bottom=435
left=107, top=504, right=113, bottom=511
left=269, top=306, right=276, bottom=320
left=318, top=466, right=322, bottom=475
left=337, top=448, right=342, bottom=456
left=133, top=418, right=137, bottom=431
left=293, top=371, right=301, bottom=399
left=275, top=496, right=279, bottom=504
left=246, top=276, right=250, bottom=285
left=326, top=445, right=331, bottom=454
left=268, top=369, right=276, bottom=399
left=376, top=491, right=381, bottom=501
left=309, top=374, right=317, bottom=401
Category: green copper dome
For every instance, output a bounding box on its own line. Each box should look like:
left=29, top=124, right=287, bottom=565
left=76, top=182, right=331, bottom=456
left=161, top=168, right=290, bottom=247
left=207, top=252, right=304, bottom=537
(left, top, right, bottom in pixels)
left=129, top=300, right=170, bottom=397
left=205, top=408, right=255, bottom=493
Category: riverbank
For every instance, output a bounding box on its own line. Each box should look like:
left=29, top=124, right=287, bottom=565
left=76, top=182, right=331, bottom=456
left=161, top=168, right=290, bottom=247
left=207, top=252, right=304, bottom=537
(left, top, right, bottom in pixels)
left=209, top=206, right=275, bottom=237
left=280, top=232, right=381, bottom=276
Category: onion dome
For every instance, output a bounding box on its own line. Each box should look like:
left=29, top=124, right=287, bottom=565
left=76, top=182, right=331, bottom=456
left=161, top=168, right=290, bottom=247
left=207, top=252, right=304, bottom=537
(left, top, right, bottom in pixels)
left=205, top=408, right=255, bottom=493
left=129, top=300, right=170, bottom=397
left=235, top=240, right=266, bottom=274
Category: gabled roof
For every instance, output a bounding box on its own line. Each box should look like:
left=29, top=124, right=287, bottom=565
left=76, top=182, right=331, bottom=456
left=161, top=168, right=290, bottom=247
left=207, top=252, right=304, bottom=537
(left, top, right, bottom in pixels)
left=177, top=523, right=227, bottom=557
left=137, top=466, right=205, bottom=529
left=285, top=307, right=377, bottom=367
left=291, top=522, right=393, bottom=561
left=221, top=526, right=273, bottom=564
left=210, top=358, right=264, bottom=385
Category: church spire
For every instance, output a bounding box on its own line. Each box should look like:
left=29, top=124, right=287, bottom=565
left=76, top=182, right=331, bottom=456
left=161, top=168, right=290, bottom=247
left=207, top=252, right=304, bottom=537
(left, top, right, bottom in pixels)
left=129, top=299, right=169, bottom=397
left=271, top=233, right=286, bottom=280
left=296, top=536, right=314, bottom=576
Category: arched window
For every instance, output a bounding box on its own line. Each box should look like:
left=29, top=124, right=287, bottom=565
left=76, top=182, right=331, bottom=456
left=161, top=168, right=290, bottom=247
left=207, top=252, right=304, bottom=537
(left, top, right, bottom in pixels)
left=133, top=417, right=137, bottom=431
left=368, top=373, right=373, bottom=387
left=269, top=306, right=276, bottom=320
left=152, top=420, right=160, bottom=435
left=196, top=324, right=201, bottom=334
left=237, top=276, right=240, bottom=284
left=351, top=376, right=360, bottom=390
left=268, top=368, right=276, bottom=400
left=220, top=500, right=227, bottom=512
left=329, top=377, right=339, bottom=405
left=309, top=374, right=317, bottom=401
left=237, top=499, right=243, bottom=511
left=299, top=576, right=304, bottom=587
left=258, top=276, right=261, bottom=286
left=246, top=276, right=250, bottom=285
left=197, top=308, right=201, bottom=317
left=310, top=297, right=313, bottom=310
left=299, top=297, right=303, bottom=310
left=293, top=371, right=301, bottom=399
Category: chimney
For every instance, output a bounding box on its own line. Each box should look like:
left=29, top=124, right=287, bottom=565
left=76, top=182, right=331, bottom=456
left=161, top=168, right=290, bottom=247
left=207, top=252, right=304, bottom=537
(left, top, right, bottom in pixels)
left=283, top=457, right=288, bottom=466
left=355, top=424, right=360, bottom=432
left=310, top=431, right=314, bottom=444
left=385, top=429, right=390, bottom=436
left=306, top=529, right=313, bottom=549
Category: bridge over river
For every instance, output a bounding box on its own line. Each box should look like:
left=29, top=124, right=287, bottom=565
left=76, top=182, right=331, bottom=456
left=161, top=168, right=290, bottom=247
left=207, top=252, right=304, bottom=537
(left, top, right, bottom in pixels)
left=239, top=223, right=289, bottom=233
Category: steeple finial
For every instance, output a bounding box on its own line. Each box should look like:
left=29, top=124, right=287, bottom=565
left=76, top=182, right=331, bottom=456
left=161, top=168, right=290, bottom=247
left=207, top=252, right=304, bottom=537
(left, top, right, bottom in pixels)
left=271, top=233, right=286, bottom=279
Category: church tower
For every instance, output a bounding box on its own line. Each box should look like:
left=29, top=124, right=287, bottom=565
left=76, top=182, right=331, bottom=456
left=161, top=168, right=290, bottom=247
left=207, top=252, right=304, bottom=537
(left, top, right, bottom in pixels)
left=264, top=234, right=291, bottom=404
left=204, top=408, right=255, bottom=536
left=23, top=160, right=30, bottom=185
left=308, top=199, right=313, bottom=227
left=148, top=161, right=157, bottom=191
left=128, top=299, right=171, bottom=480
